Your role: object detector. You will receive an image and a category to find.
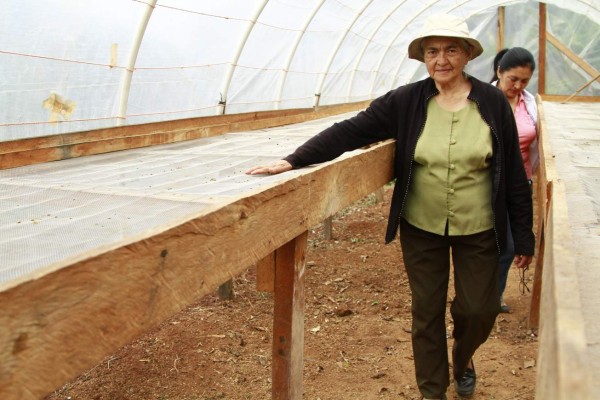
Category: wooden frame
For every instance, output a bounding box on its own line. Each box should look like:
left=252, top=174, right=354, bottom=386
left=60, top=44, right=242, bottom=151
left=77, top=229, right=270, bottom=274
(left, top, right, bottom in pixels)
left=533, top=101, right=592, bottom=399
left=0, top=101, right=370, bottom=171
left=0, top=132, right=394, bottom=399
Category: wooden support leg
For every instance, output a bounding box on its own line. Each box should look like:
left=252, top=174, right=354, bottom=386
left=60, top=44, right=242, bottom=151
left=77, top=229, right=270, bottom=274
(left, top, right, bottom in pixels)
left=217, top=279, right=234, bottom=300
left=374, top=186, right=384, bottom=203
left=256, top=252, right=275, bottom=293
left=323, top=217, right=332, bottom=240
left=272, top=231, right=307, bottom=400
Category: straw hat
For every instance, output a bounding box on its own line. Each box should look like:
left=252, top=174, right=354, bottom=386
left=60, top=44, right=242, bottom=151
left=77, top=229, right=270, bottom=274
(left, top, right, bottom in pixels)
left=408, top=14, right=483, bottom=62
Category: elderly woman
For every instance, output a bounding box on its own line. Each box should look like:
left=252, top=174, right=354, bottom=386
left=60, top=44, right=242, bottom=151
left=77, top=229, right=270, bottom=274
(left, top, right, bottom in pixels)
left=247, top=14, right=534, bottom=400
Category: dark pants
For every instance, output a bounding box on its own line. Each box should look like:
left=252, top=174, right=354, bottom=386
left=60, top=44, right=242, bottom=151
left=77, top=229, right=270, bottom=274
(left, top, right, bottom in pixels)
left=399, top=218, right=500, bottom=398
left=498, top=216, right=514, bottom=298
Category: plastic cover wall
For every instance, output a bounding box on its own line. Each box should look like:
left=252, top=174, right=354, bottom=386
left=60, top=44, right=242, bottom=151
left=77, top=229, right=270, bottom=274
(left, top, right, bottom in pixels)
left=1, top=0, right=599, bottom=142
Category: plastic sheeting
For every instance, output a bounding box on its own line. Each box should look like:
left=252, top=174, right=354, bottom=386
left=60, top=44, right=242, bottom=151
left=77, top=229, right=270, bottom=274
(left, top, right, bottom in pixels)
left=1, top=0, right=599, bottom=141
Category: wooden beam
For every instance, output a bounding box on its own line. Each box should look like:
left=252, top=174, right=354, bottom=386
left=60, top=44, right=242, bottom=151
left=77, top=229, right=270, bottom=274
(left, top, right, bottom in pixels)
left=528, top=96, right=548, bottom=330
left=0, top=139, right=395, bottom=400
left=539, top=94, right=600, bottom=103
left=538, top=3, right=547, bottom=95
left=546, top=32, right=600, bottom=80
left=534, top=99, right=592, bottom=399
left=562, top=73, right=600, bottom=103
left=272, top=232, right=307, bottom=400
left=0, top=101, right=371, bottom=170
left=497, top=6, right=505, bottom=52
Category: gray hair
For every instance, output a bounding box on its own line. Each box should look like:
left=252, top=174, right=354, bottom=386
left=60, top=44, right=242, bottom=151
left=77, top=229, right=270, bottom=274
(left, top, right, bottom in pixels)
left=419, top=37, right=473, bottom=57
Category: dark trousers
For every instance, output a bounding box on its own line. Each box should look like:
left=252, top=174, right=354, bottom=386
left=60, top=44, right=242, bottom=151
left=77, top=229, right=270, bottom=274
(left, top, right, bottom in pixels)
left=399, top=218, right=500, bottom=398
left=498, top=216, right=514, bottom=298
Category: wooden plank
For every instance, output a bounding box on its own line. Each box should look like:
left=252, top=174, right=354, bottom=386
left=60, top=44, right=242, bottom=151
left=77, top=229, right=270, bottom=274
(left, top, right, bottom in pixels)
left=536, top=181, right=592, bottom=400
left=528, top=182, right=549, bottom=330
left=0, top=139, right=394, bottom=400
left=546, top=32, right=600, bottom=80
left=528, top=96, right=548, bottom=329
left=540, top=94, right=600, bottom=103
left=534, top=99, right=593, bottom=399
left=0, top=101, right=371, bottom=170
left=538, top=3, right=547, bottom=95
left=562, top=73, right=600, bottom=103
left=0, top=110, right=307, bottom=153
left=272, top=232, right=307, bottom=400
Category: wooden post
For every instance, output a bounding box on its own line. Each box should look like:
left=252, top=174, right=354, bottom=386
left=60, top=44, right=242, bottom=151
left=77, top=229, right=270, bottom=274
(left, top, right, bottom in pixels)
left=497, top=6, right=505, bottom=52
left=323, top=217, right=333, bottom=240
left=217, top=279, right=234, bottom=300
left=528, top=181, right=551, bottom=329
left=256, top=252, right=276, bottom=293
left=374, top=187, right=384, bottom=203
left=272, top=232, right=307, bottom=400
left=538, top=3, right=547, bottom=95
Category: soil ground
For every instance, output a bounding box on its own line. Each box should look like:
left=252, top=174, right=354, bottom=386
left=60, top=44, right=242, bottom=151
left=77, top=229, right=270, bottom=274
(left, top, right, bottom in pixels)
left=46, top=184, right=538, bottom=400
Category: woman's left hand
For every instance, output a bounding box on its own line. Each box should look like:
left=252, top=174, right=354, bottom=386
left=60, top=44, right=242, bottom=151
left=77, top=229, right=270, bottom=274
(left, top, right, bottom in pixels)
left=514, top=254, right=533, bottom=269
left=245, top=160, right=293, bottom=175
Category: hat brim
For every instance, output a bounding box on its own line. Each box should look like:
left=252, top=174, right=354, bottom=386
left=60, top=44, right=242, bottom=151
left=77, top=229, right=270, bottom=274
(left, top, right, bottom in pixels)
left=408, top=35, right=483, bottom=62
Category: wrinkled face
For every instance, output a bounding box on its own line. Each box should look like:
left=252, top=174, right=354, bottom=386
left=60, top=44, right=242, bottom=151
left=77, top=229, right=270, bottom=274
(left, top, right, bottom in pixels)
left=496, top=65, right=533, bottom=100
left=422, top=37, right=472, bottom=85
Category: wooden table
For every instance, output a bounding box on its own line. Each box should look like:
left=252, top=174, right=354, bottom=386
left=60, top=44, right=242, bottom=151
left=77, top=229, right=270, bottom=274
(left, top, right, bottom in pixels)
left=0, top=113, right=394, bottom=399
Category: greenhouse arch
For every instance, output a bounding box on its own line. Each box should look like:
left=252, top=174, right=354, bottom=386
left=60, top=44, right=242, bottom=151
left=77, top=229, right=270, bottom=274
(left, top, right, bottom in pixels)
left=1, top=1, right=599, bottom=399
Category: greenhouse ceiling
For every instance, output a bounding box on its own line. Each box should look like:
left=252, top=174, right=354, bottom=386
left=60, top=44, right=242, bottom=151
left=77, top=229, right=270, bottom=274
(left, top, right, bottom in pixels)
left=1, top=0, right=599, bottom=141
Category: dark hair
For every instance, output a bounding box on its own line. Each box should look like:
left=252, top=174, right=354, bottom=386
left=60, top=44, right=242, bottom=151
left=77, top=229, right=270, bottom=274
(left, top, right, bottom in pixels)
left=490, top=47, right=536, bottom=83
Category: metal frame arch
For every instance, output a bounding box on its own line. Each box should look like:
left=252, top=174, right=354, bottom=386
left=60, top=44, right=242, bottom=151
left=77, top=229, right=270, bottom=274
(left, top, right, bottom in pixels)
left=312, top=0, right=376, bottom=108
left=386, top=1, right=497, bottom=89
left=345, top=1, right=409, bottom=103
left=116, top=0, right=157, bottom=126
left=366, top=1, right=433, bottom=96
left=274, top=0, right=328, bottom=110
left=217, top=0, right=270, bottom=115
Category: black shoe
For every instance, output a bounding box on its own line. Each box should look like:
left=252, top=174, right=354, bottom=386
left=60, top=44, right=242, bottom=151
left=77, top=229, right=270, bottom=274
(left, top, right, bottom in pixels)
left=454, top=361, right=476, bottom=397
left=422, top=395, right=447, bottom=400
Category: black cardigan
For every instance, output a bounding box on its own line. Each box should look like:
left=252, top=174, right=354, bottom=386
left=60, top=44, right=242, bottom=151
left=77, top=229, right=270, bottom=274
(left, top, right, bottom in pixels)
left=284, top=76, right=535, bottom=256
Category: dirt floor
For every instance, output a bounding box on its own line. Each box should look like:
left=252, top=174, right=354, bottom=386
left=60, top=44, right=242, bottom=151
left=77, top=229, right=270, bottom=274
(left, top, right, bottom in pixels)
left=46, top=185, right=538, bottom=400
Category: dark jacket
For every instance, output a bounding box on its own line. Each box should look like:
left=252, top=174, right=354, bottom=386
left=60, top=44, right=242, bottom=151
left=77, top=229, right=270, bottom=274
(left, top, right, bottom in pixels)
left=284, top=76, right=535, bottom=256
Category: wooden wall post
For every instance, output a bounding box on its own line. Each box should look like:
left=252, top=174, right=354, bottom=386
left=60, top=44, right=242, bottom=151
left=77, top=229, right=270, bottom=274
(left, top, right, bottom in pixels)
left=323, top=217, right=333, bottom=240
left=272, top=232, right=307, bottom=400
left=497, top=6, right=505, bottom=52
left=538, top=3, right=547, bottom=95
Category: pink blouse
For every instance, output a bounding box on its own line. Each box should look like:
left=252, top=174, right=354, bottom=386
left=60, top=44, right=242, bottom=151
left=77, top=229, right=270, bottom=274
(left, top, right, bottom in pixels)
left=514, top=94, right=537, bottom=179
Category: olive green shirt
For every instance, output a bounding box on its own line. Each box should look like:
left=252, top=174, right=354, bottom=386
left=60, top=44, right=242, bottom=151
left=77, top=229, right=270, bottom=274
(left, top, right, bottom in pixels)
left=403, top=99, right=494, bottom=236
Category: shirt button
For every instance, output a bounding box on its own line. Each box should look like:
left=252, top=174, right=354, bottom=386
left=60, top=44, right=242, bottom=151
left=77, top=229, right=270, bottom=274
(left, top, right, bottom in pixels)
left=450, top=139, right=457, bottom=145
left=448, top=188, right=455, bottom=194
left=452, top=117, right=459, bottom=122
left=448, top=211, right=455, bottom=217
left=449, top=164, right=455, bottom=170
